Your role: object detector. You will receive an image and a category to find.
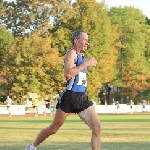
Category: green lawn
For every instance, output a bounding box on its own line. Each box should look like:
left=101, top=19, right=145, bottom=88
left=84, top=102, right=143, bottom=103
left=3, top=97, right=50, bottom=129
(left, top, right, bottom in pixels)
left=0, top=114, right=150, bottom=150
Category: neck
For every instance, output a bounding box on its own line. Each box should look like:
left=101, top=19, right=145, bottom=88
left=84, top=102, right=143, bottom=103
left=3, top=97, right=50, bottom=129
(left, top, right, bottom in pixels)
left=72, top=46, right=83, bottom=56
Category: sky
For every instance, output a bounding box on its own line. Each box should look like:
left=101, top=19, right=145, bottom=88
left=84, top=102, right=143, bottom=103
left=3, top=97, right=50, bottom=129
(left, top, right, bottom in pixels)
left=98, top=0, right=150, bottom=18
left=4, top=0, right=150, bottom=18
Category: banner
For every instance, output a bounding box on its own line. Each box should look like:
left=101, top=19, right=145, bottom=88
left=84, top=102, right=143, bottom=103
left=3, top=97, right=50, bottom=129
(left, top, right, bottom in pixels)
left=0, top=105, right=25, bottom=115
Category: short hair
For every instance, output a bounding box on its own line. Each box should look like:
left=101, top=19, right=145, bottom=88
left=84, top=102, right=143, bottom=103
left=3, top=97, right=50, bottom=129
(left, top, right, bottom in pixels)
left=71, top=30, right=87, bottom=45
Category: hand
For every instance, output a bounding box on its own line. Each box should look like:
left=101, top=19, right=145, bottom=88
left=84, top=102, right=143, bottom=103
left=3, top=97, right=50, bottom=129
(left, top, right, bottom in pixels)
left=86, top=58, right=97, bottom=67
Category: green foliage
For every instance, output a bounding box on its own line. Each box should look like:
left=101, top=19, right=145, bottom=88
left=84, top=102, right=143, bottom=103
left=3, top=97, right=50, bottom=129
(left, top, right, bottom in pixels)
left=1, top=31, right=64, bottom=98
left=0, top=0, right=150, bottom=103
left=50, top=0, right=122, bottom=98
left=0, top=25, right=14, bottom=96
left=109, top=6, right=150, bottom=98
left=0, top=1, right=4, bottom=14
left=1, top=0, right=52, bottom=37
left=0, top=25, right=14, bottom=62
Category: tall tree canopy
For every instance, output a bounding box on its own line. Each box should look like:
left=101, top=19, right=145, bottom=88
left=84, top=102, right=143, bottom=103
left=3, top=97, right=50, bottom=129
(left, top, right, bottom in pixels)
left=0, top=0, right=150, bottom=103
left=0, top=25, right=14, bottom=95
left=109, top=6, right=150, bottom=99
left=0, top=25, right=14, bottom=62
left=1, top=30, right=63, bottom=97
left=49, top=0, right=123, bottom=99
left=1, top=0, right=53, bottom=37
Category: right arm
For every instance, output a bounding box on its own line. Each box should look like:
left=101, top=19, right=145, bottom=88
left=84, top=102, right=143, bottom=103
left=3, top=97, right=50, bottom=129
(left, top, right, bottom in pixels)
left=64, top=50, right=97, bottom=80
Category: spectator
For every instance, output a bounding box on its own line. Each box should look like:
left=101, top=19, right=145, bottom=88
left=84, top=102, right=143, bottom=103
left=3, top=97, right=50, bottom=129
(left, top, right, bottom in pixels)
left=112, top=98, right=115, bottom=105
left=142, top=100, right=146, bottom=113
left=5, top=95, right=12, bottom=117
left=26, top=98, right=32, bottom=113
left=129, top=100, right=134, bottom=114
left=32, top=98, right=38, bottom=117
left=44, top=98, right=52, bottom=116
left=115, top=100, right=119, bottom=114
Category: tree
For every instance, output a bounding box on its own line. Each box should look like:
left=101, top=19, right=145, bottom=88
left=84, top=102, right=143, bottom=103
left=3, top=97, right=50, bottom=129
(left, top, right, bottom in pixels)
left=109, top=6, right=150, bottom=99
left=0, top=25, right=14, bottom=63
left=49, top=0, right=123, bottom=100
left=0, top=25, right=14, bottom=96
left=1, top=29, right=63, bottom=102
left=1, top=0, right=52, bottom=37
left=74, top=1, right=121, bottom=100
left=0, top=1, right=3, bottom=14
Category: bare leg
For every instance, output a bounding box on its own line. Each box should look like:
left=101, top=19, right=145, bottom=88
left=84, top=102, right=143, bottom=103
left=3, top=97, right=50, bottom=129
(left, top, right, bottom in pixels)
left=7, top=106, right=11, bottom=117
left=78, top=106, right=101, bottom=150
left=34, top=107, right=38, bottom=117
left=33, top=108, right=69, bottom=147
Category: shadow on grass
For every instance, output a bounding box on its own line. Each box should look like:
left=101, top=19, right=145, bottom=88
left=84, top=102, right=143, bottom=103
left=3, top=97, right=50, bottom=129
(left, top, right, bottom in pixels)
left=0, top=141, right=150, bottom=150
left=1, top=118, right=150, bottom=124
left=101, top=142, right=150, bottom=150
left=1, top=114, right=150, bottom=124
left=0, top=118, right=83, bottom=124
left=0, top=126, right=89, bottom=131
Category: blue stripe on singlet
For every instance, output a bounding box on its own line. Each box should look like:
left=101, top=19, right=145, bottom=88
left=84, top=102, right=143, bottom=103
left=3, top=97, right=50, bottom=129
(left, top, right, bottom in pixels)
left=66, top=53, right=87, bottom=92
left=58, top=89, right=66, bottom=104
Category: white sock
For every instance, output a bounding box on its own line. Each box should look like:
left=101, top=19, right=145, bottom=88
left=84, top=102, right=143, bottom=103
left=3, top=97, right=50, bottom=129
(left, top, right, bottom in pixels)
left=30, top=144, right=36, bottom=150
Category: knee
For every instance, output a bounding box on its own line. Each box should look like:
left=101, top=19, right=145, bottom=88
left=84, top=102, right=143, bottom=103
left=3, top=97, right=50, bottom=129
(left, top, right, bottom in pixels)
left=46, top=123, right=62, bottom=136
left=92, top=122, right=101, bottom=135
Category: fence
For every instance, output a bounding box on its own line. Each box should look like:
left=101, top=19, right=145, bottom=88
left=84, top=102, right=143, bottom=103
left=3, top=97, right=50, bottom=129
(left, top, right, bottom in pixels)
left=0, top=104, right=149, bottom=115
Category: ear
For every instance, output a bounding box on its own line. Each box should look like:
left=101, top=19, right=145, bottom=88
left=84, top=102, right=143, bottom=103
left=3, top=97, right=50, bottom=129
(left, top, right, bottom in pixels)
left=74, top=38, right=78, bottom=45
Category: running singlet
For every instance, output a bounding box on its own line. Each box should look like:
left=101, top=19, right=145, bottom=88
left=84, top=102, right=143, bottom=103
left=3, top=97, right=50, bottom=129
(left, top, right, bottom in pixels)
left=6, top=98, right=12, bottom=106
left=66, top=53, right=87, bottom=92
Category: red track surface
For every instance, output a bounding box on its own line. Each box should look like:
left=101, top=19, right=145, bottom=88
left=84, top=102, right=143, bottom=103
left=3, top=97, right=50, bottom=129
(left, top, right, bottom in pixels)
left=0, top=112, right=149, bottom=119
left=0, top=113, right=55, bottom=118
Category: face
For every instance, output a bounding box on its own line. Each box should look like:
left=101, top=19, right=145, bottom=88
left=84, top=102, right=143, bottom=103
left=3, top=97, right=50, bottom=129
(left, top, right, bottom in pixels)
left=75, top=32, right=89, bottom=53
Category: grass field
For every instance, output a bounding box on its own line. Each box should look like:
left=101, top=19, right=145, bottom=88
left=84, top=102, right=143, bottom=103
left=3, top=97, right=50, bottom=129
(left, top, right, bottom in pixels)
left=0, top=114, right=150, bottom=150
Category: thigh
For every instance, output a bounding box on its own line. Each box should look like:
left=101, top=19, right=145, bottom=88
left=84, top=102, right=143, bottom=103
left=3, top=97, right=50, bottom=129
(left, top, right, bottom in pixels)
left=52, top=108, right=69, bottom=127
left=78, top=106, right=100, bottom=129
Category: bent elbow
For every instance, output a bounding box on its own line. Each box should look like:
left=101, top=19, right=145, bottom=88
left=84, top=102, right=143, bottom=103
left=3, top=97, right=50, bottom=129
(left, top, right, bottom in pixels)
left=65, top=73, right=72, bottom=80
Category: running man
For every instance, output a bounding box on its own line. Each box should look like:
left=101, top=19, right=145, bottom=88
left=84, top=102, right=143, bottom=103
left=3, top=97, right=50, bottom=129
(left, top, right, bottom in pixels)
left=25, top=30, right=101, bottom=150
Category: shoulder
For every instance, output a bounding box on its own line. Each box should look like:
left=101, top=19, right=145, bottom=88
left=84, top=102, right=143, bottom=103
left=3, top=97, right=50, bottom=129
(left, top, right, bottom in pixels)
left=65, top=49, right=77, bottom=60
left=67, top=49, right=76, bottom=55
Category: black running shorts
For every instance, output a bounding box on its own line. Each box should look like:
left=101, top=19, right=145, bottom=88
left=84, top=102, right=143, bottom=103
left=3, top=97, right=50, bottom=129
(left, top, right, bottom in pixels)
left=56, top=90, right=93, bottom=113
